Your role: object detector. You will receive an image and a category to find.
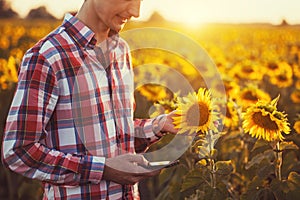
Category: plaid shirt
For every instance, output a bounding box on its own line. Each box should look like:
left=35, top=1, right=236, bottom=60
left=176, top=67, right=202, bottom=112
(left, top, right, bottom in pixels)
left=2, top=14, right=158, bottom=200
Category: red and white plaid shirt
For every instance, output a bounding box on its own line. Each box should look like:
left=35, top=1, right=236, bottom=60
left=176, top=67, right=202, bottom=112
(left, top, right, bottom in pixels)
left=2, top=14, right=158, bottom=199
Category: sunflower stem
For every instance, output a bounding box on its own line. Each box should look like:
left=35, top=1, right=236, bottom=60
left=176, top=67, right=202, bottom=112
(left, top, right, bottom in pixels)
left=236, top=101, right=249, bottom=165
left=206, top=130, right=217, bottom=189
left=209, top=158, right=217, bottom=189
left=239, top=127, right=249, bottom=164
left=275, top=141, right=282, bottom=181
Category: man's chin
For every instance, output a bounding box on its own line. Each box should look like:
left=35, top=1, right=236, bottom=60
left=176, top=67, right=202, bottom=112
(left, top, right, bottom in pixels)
left=112, top=24, right=125, bottom=33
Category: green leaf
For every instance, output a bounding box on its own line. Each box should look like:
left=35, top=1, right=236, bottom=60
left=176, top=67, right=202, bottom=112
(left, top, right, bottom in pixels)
left=158, top=166, right=176, bottom=187
left=222, top=130, right=241, bottom=140
left=270, top=178, right=287, bottom=199
left=270, top=172, right=300, bottom=199
left=181, top=168, right=207, bottom=192
left=287, top=171, right=300, bottom=188
left=280, top=141, right=299, bottom=151
left=197, top=146, right=210, bottom=159
left=251, top=139, right=269, bottom=150
left=203, top=187, right=226, bottom=200
left=257, top=161, right=274, bottom=179
left=282, top=151, right=298, bottom=177
left=216, top=160, right=233, bottom=176
left=246, top=176, right=264, bottom=190
left=245, top=149, right=274, bottom=170
left=185, top=189, right=205, bottom=200
left=210, top=149, right=218, bottom=159
left=256, top=188, right=276, bottom=200
left=197, top=159, right=208, bottom=167
left=251, top=139, right=271, bottom=153
left=241, top=176, right=274, bottom=200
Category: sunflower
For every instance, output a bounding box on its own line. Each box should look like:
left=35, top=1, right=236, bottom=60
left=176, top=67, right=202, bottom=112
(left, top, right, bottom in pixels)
left=149, top=93, right=179, bottom=118
left=136, top=84, right=171, bottom=102
left=269, top=62, right=293, bottom=88
left=224, top=80, right=240, bottom=99
left=0, top=57, right=18, bottom=90
left=173, top=88, right=219, bottom=135
left=221, top=99, right=239, bottom=129
left=215, top=98, right=239, bottom=130
left=237, top=84, right=271, bottom=110
left=242, top=96, right=290, bottom=142
left=290, top=90, right=300, bottom=104
left=230, top=60, right=264, bottom=81
left=270, top=73, right=293, bottom=88
left=265, top=61, right=281, bottom=76
left=295, top=80, right=300, bottom=90
left=293, top=63, right=300, bottom=79
left=294, top=120, right=300, bottom=134
left=217, top=76, right=240, bottom=100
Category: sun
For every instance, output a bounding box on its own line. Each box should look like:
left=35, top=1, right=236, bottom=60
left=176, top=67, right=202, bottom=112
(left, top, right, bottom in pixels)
left=173, top=88, right=219, bottom=135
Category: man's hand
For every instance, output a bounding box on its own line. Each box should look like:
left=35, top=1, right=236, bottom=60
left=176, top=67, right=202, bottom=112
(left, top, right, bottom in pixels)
left=102, top=154, right=160, bottom=185
left=160, top=111, right=179, bottom=134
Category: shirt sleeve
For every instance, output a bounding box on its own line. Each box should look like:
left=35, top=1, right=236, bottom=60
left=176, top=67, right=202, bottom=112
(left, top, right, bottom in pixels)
left=133, top=113, right=168, bottom=153
left=1, top=52, right=105, bottom=186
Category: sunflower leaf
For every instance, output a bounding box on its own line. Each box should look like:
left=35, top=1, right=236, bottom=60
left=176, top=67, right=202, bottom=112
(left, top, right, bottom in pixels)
left=245, top=149, right=274, bottom=170
left=197, top=146, right=210, bottom=159
left=197, top=159, right=207, bottom=167
left=287, top=171, right=300, bottom=187
left=280, top=141, right=299, bottom=151
left=284, top=172, right=300, bottom=199
left=216, top=160, right=233, bottom=176
left=210, top=149, right=218, bottom=160
left=180, top=168, right=207, bottom=192
left=223, top=130, right=241, bottom=140
left=251, top=139, right=270, bottom=152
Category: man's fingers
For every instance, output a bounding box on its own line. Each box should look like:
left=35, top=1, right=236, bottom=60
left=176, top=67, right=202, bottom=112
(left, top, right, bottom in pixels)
left=125, top=154, right=149, bottom=166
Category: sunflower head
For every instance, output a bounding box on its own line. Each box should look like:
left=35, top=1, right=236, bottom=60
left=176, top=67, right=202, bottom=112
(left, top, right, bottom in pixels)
left=219, top=76, right=240, bottom=99
left=242, top=95, right=291, bottom=142
left=290, top=90, right=300, bottom=104
left=173, top=88, right=219, bottom=135
left=237, top=84, right=271, bottom=110
left=136, top=84, right=172, bottom=102
left=294, top=121, right=300, bottom=135
left=267, top=62, right=280, bottom=74
left=293, top=114, right=300, bottom=134
left=150, top=93, right=179, bottom=118
left=216, top=98, right=239, bottom=130
left=269, top=62, right=293, bottom=88
left=293, top=63, right=300, bottom=79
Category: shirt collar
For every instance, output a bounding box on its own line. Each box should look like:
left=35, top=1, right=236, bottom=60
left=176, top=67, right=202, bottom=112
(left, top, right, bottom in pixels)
left=62, top=13, right=119, bottom=50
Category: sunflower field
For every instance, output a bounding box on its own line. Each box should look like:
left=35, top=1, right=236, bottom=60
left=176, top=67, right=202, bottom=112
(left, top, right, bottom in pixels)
left=0, top=18, right=300, bottom=200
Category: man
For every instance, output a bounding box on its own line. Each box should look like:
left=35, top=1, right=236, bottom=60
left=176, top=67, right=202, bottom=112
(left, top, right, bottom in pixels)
left=2, top=0, right=178, bottom=199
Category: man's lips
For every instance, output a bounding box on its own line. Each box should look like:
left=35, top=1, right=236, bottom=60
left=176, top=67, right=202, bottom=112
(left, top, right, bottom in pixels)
left=118, top=15, right=130, bottom=23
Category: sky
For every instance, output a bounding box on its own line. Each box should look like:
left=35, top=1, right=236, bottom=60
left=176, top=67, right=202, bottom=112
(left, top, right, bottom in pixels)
left=9, top=0, right=300, bottom=25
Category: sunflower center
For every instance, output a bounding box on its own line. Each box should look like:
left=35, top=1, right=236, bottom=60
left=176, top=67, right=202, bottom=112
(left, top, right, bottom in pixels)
left=242, top=66, right=254, bottom=74
left=225, top=85, right=233, bottom=92
left=186, top=102, right=209, bottom=127
left=277, top=75, right=288, bottom=81
left=243, top=91, right=258, bottom=101
left=268, top=62, right=278, bottom=70
left=252, top=112, right=279, bottom=130
left=226, top=106, right=232, bottom=118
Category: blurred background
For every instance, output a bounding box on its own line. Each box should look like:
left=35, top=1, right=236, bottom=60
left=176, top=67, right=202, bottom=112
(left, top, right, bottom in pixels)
left=1, top=0, right=300, bottom=199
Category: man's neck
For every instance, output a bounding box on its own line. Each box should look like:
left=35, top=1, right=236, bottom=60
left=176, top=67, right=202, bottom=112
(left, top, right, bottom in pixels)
left=76, top=1, right=110, bottom=43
